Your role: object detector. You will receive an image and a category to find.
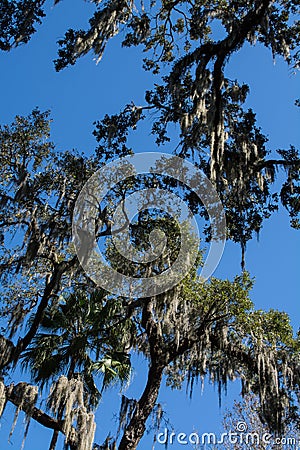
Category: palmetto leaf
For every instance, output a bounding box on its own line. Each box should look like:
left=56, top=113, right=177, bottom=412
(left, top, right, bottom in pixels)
left=22, top=290, right=133, bottom=403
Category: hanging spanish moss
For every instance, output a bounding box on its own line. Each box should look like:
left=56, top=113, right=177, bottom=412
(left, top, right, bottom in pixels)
left=158, top=278, right=299, bottom=434
left=76, top=409, right=96, bottom=450
left=59, top=0, right=135, bottom=68
left=48, top=376, right=96, bottom=450
left=8, top=383, right=38, bottom=444
left=118, top=395, right=137, bottom=435
left=0, top=380, right=6, bottom=417
left=0, top=336, right=15, bottom=369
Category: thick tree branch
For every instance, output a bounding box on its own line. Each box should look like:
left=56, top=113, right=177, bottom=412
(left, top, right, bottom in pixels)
left=0, top=256, right=78, bottom=372
left=168, top=0, right=273, bottom=184
left=7, top=384, right=61, bottom=431
left=170, top=0, right=273, bottom=81
left=15, top=256, right=77, bottom=356
left=5, top=382, right=79, bottom=449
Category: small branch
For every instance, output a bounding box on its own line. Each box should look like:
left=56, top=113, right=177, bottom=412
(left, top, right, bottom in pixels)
left=256, top=159, right=300, bottom=170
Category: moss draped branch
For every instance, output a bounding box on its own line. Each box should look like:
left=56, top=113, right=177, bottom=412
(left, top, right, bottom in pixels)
left=3, top=382, right=78, bottom=449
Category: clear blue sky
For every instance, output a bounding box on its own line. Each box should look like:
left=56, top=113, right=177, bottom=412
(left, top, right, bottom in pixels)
left=0, top=1, right=299, bottom=449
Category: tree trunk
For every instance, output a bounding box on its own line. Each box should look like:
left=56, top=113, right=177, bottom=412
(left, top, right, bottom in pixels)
left=118, top=363, right=164, bottom=450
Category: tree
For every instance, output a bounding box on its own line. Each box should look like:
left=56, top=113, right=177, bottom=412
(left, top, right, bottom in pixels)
left=0, top=1, right=299, bottom=450
left=222, top=393, right=300, bottom=449
left=22, top=290, right=132, bottom=450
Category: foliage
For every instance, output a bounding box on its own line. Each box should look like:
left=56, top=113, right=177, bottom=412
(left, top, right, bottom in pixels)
left=0, top=108, right=299, bottom=449
left=1, top=2, right=299, bottom=258
left=0, top=0, right=45, bottom=51
left=222, top=393, right=300, bottom=449
left=22, top=290, right=133, bottom=402
left=0, top=1, right=300, bottom=450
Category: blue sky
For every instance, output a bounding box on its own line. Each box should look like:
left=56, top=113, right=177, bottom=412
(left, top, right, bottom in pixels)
left=0, top=0, right=299, bottom=449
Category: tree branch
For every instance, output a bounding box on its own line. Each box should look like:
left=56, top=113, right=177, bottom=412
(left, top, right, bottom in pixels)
left=16, top=256, right=77, bottom=356
left=5, top=382, right=79, bottom=449
left=7, top=384, right=61, bottom=431
left=170, top=0, right=272, bottom=81
left=257, top=159, right=300, bottom=170
left=0, top=256, right=79, bottom=372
